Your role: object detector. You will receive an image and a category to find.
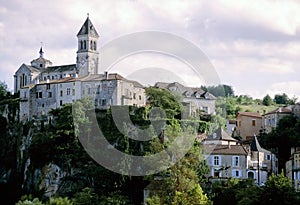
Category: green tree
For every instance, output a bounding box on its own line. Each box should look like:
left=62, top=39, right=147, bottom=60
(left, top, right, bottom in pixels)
left=0, top=81, right=8, bottom=100
left=260, top=172, right=300, bottom=205
left=16, top=198, right=44, bottom=205
left=48, top=197, right=73, bottom=205
left=262, top=94, right=273, bottom=106
left=274, top=93, right=289, bottom=104
left=145, top=87, right=183, bottom=119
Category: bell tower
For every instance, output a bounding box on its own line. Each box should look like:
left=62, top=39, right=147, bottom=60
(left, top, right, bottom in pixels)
left=76, top=15, right=99, bottom=77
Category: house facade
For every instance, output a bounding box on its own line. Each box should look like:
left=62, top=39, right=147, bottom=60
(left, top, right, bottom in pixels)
left=203, top=128, right=249, bottom=181
left=154, top=82, right=216, bottom=118
left=247, top=136, right=277, bottom=185
left=235, top=112, right=262, bottom=141
left=286, top=147, right=300, bottom=190
left=262, top=107, right=292, bottom=134
left=203, top=128, right=277, bottom=185
left=16, top=17, right=146, bottom=120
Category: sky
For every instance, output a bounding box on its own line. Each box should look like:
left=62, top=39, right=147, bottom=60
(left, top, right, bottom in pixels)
left=1, top=0, right=300, bottom=100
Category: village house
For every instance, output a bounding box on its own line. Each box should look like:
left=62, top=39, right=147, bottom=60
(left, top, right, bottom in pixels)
left=286, top=147, right=300, bottom=191
left=203, top=128, right=248, bottom=181
left=235, top=112, right=262, bottom=141
left=262, top=107, right=292, bottom=134
left=15, top=16, right=146, bottom=120
left=203, top=128, right=277, bottom=185
left=154, top=82, right=216, bottom=118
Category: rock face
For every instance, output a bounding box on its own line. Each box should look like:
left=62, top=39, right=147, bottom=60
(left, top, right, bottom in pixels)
left=0, top=99, right=92, bottom=202
left=39, top=163, right=65, bottom=197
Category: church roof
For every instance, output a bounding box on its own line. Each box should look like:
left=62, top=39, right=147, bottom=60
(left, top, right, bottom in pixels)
left=24, top=64, right=41, bottom=73
left=77, top=17, right=99, bottom=37
left=43, top=64, right=76, bottom=73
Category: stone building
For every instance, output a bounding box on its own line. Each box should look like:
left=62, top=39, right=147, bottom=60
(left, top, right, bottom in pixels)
left=286, top=147, right=300, bottom=191
left=154, top=82, right=216, bottom=117
left=235, top=112, right=262, bottom=141
left=203, top=129, right=277, bottom=185
left=16, top=16, right=146, bottom=120
left=262, top=107, right=292, bottom=134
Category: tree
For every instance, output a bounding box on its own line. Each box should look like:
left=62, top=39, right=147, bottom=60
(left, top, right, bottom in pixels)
left=146, top=141, right=211, bottom=205
left=260, top=172, right=300, bottom=205
left=262, top=94, right=273, bottom=106
left=274, top=93, right=289, bottom=104
left=145, top=87, right=183, bottom=119
left=0, top=81, right=8, bottom=100
left=201, top=84, right=234, bottom=97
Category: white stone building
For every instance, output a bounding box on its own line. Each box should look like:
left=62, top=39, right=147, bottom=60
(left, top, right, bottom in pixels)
left=154, top=82, right=216, bottom=118
left=203, top=129, right=277, bottom=185
left=16, top=17, right=146, bottom=120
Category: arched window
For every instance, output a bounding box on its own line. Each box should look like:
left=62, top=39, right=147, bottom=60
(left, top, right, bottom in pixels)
left=84, top=40, right=86, bottom=49
left=80, top=40, right=83, bottom=50
left=94, top=41, right=97, bottom=50
left=90, top=40, right=93, bottom=50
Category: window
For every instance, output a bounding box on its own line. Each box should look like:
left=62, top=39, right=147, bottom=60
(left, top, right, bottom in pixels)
left=101, top=99, right=106, bottom=106
left=67, top=88, right=71, bottom=95
left=46, top=84, right=50, bottom=90
left=139, top=95, right=142, bottom=100
left=90, top=40, right=93, bottom=50
left=133, top=93, right=136, bottom=99
left=84, top=40, right=86, bottom=49
left=60, top=100, right=63, bottom=106
left=48, top=92, right=52, bottom=98
left=213, top=169, right=220, bottom=177
left=213, top=156, right=221, bottom=166
left=72, top=89, right=75, bottom=96
left=44, top=76, right=47, bottom=81
left=94, top=41, right=97, bottom=50
left=232, top=156, right=239, bottom=167
left=88, top=88, right=91, bottom=94
left=60, top=90, right=63, bottom=97
left=252, top=119, right=256, bottom=126
left=36, top=92, right=42, bottom=98
left=232, top=169, right=241, bottom=178
left=266, top=154, right=271, bottom=160
left=40, top=64, right=43, bottom=68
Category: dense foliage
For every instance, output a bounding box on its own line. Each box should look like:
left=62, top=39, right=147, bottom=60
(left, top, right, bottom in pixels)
left=259, top=115, right=300, bottom=171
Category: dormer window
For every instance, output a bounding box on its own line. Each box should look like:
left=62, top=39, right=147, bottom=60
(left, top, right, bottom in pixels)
left=40, top=64, right=43, bottom=68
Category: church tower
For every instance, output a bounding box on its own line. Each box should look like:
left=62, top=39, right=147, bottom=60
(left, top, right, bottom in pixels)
left=76, top=15, right=99, bottom=77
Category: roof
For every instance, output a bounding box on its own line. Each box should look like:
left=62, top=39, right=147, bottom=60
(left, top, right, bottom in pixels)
left=154, top=82, right=215, bottom=100
left=43, top=64, right=76, bottom=73
left=228, top=119, right=237, bottom=124
left=236, top=112, right=262, bottom=118
left=206, top=127, right=237, bottom=142
left=204, top=144, right=248, bottom=155
left=25, top=64, right=41, bottom=73
left=264, top=107, right=292, bottom=115
left=77, top=17, right=99, bottom=37
left=250, top=136, right=270, bottom=153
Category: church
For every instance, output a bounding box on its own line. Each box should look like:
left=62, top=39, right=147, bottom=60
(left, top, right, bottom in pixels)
left=14, top=17, right=146, bottom=121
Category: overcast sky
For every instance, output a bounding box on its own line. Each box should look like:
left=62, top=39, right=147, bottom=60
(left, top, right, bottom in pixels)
left=1, top=0, right=300, bottom=100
